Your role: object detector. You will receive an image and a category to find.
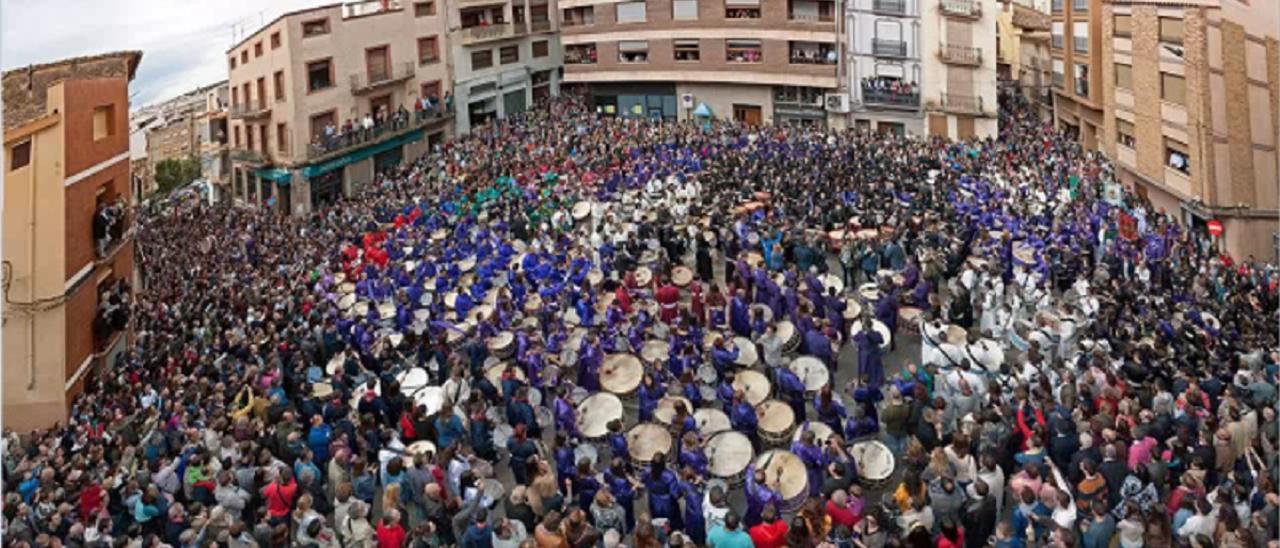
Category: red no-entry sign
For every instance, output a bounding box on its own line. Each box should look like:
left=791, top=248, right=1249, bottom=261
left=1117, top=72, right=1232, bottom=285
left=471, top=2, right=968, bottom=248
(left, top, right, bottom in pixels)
left=1207, top=219, right=1224, bottom=237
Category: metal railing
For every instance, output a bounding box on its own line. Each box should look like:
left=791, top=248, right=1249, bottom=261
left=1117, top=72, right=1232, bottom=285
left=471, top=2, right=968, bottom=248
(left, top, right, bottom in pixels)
left=459, top=22, right=516, bottom=45
left=228, top=103, right=271, bottom=119
left=873, top=0, right=907, bottom=14
left=531, top=19, right=552, bottom=32
left=231, top=148, right=267, bottom=164
left=863, top=88, right=921, bottom=108
left=307, top=108, right=451, bottom=161
left=940, top=93, right=983, bottom=114
left=940, top=0, right=981, bottom=18
left=350, top=62, right=415, bottom=94
left=789, top=12, right=835, bottom=22
left=940, top=43, right=982, bottom=65
left=873, top=39, right=908, bottom=57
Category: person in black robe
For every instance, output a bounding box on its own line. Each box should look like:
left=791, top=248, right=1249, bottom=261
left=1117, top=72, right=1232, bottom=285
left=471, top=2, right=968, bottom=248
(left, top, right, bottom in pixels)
left=696, top=239, right=714, bottom=282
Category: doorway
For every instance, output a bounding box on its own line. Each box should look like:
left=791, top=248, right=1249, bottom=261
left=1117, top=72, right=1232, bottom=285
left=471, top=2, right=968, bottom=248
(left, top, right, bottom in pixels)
left=370, top=94, right=392, bottom=121
left=956, top=116, right=975, bottom=139
left=733, top=104, right=762, bottom=125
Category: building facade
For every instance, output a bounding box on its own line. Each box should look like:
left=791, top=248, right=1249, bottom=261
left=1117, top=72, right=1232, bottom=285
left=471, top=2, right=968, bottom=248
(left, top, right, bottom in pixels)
left=226, top=0, right=453, bottom=215
left=448, top=0, right=565, bottom=134
left=996, top=0, right=1052, bottom=118
left=845, top=0, right=925, bottom=135
left=1100, top=0, right=1279, bottom=260
left=196, top=83, right=232, bottom=203
left=559, top=0, right=841, bottom=127
left=1049, top=0, right=1103, bottom=148
left=2, top=52, right=140, bottom=431
left=921, top=0, right=999, bottom=139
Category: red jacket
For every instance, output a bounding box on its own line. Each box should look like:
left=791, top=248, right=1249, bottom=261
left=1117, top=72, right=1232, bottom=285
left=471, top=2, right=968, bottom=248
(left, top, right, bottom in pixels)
left=748, top=519, right=788, bottom=548
left=826, top=500, right=858, bottom=529
left=263, top=479, right=297, bottom=518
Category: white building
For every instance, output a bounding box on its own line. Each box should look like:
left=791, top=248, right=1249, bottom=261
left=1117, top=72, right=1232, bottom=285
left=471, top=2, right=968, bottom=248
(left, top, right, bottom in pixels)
left=845, top=0, right=926, bottom=135
left=920, top=0, right=999, bottom=138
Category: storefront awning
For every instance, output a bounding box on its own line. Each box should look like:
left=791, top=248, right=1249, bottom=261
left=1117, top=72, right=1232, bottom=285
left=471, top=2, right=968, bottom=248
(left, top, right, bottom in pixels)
left=301, top=128, right=425, bottom=179
left=693, top=102, right=713, bottom=117
left=255, top=168, right=293, bottom=184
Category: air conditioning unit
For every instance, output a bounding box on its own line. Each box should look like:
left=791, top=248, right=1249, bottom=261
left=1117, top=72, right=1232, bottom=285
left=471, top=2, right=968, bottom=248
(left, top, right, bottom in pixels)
left=680, top=93, right=695, bottom=109
left=824, top=93, right=850, bottom=113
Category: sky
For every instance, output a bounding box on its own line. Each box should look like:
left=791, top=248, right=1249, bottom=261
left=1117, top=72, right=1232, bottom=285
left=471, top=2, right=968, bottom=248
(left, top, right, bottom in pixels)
left=2, top=0, right=324, bottom=108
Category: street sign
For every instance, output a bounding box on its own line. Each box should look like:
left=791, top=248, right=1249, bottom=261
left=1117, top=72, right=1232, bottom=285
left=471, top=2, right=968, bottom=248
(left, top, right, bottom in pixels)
left=1207, top=219, right=1224, bottom=237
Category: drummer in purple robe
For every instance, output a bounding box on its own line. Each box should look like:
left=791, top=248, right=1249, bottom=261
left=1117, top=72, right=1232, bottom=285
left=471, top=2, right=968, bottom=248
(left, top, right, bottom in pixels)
left=814, top=385, right=848, bottom=436
left=577, top=333, right=603, bottom=392
left=643, top=455, right=684, bottom=530
left=729, top=290, right=751, bottom=337
left=553, top=432, right=577, bottom=482
left=790, top=427, right=828, bottom=497
left=743, top=464, right=783, bottom=527
left=854, top=317, right=886, bottom=387
left=604, top=458, right=639, bottom=532
left=773, top=363, right=807, bottom=420
left=710, top=337, right=740, bottom=375
left=677, top=432, right=709, bottom=478
left=874, top=285, right=900, bottom=351
left=553, top=385, right=580, bottom=438
left=803, top=322, right=836, bottom=368
left=637, top=373, right=664, bottom=422
left=729, top=389, right=759, bottom=446
left=677, top=470, right=708, bottom=545
left=825, top=287, right=847, bottom=342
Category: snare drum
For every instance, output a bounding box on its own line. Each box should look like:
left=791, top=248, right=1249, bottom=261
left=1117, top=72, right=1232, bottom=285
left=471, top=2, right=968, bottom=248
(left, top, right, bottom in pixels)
left=776, top=321, right=801, bottom=354
left=898, top=306, right=924, bottom=330
left=749, top=304, right=774, bottom=324
left=756, top=400, right=797, bottom=447
left=640, top=340, right=670, bottom=366
left=850, top=440, right=896, bottom=489
left=627, top=423, right=673, bottom=465
left=407, top=440, right=438, bottom=458
left=732, top=370, right=771, bottom=406
left=672, top=266, right=694, bottom=287
left=733, top=337, right=759, bottom=368
left=944, top=324, right=968, bottom=345
left=821, top=273, right=844, bottom=295
left=707, top=431, right=754, bottom=486
left=480, top=478, right=505, bottom=503
left=653, top=396, right=692, bottom=426
left=577, top=393, right=624, bottom=441
left=574, top=444, right=599, bottom=469
left=338, top=293, right=356, bottom=310
left=754, top=450, right=809, bottom=511
left=791, top=421, right=836, bottom=446
left=572, top=201, right=592, bottom=221
left=484, top=362, right=526, bottom=389
left=696, top=364, right=719, bottom=385
left=600, top=354, right=643, bottom=399
left=694, top=408, right=732, bottom=437
left=488, top=331, right=516, bottom=359
left=857, top=283, right=881, bottom=303
left=849, top=318, right=893, bottom=350
left=396, top=367, right=430, bottom=394
left=788, top=356, right=830, bottom=395
left=634, top=267, right=653, bottom=287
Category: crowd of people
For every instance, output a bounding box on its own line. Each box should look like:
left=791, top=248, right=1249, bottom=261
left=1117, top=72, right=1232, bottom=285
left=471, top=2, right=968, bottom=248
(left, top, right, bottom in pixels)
left=311, top=97, right=453, bottom=158
left=2, top=89, right=1277, bottom=548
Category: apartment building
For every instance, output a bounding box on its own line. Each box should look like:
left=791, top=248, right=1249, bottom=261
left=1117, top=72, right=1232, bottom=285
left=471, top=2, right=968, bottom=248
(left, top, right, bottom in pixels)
left=2, top=51, right=141, bottom=431
left=226, top=0, right=453, bottom=215
left=559, top=0, right=842, bottom=127
left=921, top=0, right=999, bottom=139
left=996, top=0, right=1052, bottom=118
left=196, top=83, right=232, bottom=203
left=845, top=0, right=925, bottom=135
left=1101, top=0, right=1279, bottom=260
left=448, top=0, right=564, bottom=133
left=1048, top=0, right=1102, bottom=148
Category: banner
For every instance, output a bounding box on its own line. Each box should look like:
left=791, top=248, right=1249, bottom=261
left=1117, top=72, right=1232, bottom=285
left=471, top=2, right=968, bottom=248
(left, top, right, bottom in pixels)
left=1118, top=212, right=1138, bottom=241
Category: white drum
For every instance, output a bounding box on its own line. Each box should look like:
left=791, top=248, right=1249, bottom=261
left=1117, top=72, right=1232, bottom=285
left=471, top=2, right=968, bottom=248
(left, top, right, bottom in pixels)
left=850, top=440, right=896, bottom=489
left=397, top=368, right=430, bottom=393
left=733, top=336, right=759, bottom=368
left=695, top=408, right=732, bottom=437
left=789, top=356, right=830, bottom=394
left=849, top=319, right=893, bottom=350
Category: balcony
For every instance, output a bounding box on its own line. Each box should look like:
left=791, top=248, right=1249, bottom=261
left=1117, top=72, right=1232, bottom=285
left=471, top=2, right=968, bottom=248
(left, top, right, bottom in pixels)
left=862, top=87, right=921, bottom=110
left=940, top=0, right=981, bottom=19
left=459, top=22, right=516, bottom=45
left=873, top=0, right=907, bottom=15
left=231, top=148, right=268, bottom=165
left=229, top=103, right=271, bottom=120
left=790, top=42, right=837, bottom=65
left=940, top=93, right=984, bottom=114
left=530, top=19, right=553, bottom=32
left=565, top=45, right=597, bottom=65
left=351, top=62, right=415, bottom=95
left=456, top=0, right=505, bottom=7
left=873, top=39, right=908, bottom=58
left=940, top=43, right=982, bottom=66
left=343, top=0, right=403, bottom=18
left=94, top=205, right=132, bottom=264
left=308, top=107, right=452, bottom=162
left=92, top=280, right=131, bottom=355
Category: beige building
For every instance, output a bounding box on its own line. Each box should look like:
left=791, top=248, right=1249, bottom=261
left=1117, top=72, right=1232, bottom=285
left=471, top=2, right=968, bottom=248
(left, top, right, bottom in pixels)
left=921, top=0, right=999, bottom=138
left=2, top=52, right=141, bottom=431
left=196, top=83, right=232, bottom=203
left=1100, top=0, right=1279, bottom=260
left=559, top=0, right=841, bottom=126
left=997, top=0, right=1052, bottom=118
left=226, top=0, right=452, bottom=215
left=448, top=0, right=564, bottom=133
left=1049, top=0, right=1103, bottom=148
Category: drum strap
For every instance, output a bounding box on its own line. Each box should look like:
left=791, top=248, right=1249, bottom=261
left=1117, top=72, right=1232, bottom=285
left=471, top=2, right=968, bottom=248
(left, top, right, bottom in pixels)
left=924, top=327, right=965, bottom=370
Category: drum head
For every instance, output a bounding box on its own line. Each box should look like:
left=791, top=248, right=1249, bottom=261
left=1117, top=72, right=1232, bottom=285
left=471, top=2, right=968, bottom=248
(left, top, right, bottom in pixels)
left=634, top=267, right=653, bottom=287
left=338, top=293, right=356, bottom=310
left=857, top=283, right=880, bottom=302
left=640, top=340, right=670, bottom=364
left=485, top=362, right=526, bottom=388
left=572, top=201, right=591, bottom=220
left=792, top=422, right=835, bottom=446
left=696, top=364, right=718, bottom=385
left=326, top=354, right=345, bottom=376
left=851, top=441, right=896, bottom=481
left=944, top=324, right=968, bottom=345
left=672, top=266, right=694, bottom=287
left=849, top=319, right=893, bottom=350
left=654, top=396, right=692, bottom=425
left=627, top=423, right=672, bottom=463
left=378, top=303, right=396, bottom=320
left=488, top=332, right=514, bottom=351
left=732, top=370, right=771, bottom=406
left=574, top=444, right=599, bottom=468
left=415, top=386, right=444, bottom=415
left=577, top=393, right=624, bottom=438
left=821, top=273, right=844, bottom=295
left=312, top=382, right=334, bottom=399
left=842, top=299, right=863, bottom=321
left=789, top=356, right=829, bottom=392
left=707, top=431, right=754, bottom=478
left=407, top=440, right=437, bottom=457
left=569, top=386, right=589, bottom=405
left=397, top=368, right=430, bottom=392
left=492, top=424, right=514, bottom=448
left=601, top=354, right=643, bottom=395
left=749, top=304, right=774, bottom=324
left=776, top=321, right=795, bottom=343
left=754, top=450, right=808, bottom=500
left=339, top=282, right=356, bottom=294
left=699, top=385, right=718, bottom=403
left=756, top=400, right=795, bottom=433
left=695, top=408, right=732, bottom=437
left=733, top=337, right=758, bottom=367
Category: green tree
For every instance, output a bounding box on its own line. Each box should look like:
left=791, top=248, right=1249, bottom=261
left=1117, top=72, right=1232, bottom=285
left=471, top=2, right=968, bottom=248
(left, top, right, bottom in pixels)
left=154, top=157, right=200, bottom=196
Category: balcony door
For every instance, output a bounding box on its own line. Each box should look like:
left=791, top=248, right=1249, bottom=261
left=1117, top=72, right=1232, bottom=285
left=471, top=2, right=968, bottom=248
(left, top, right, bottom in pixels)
left=733, top=104, right=762, bottom=125
left=370, top=94, right=392, bottom=120
left=366, top=45, right=390, bottom=84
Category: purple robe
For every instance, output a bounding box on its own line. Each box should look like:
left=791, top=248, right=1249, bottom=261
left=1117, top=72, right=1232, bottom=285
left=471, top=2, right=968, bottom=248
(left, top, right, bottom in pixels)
left=744, top=464, right=782, bottom=527
left=790, top=439, right=827, bottom=497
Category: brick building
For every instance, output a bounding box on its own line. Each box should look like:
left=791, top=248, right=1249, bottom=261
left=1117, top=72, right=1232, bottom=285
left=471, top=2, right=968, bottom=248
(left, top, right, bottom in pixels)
left=2, top=51, right=141, bottom=431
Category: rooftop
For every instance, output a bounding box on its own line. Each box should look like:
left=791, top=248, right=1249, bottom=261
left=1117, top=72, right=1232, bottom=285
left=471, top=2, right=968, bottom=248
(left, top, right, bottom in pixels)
left=3, top=50, right=142, bottom=132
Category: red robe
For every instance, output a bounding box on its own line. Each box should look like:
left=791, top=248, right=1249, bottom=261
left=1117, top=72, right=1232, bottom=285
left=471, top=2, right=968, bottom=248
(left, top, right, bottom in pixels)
left=614, top=285, right=633, bottom=316
left=655, top=284, right=680, bottom=323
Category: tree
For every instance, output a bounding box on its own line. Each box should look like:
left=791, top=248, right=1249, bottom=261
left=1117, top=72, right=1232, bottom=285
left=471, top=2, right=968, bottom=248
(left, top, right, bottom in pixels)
left=153, top=157, right=200, bottom=196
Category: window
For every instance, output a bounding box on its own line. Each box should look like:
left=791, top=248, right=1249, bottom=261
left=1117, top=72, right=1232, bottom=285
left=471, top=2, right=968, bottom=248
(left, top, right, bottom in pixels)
left=310, top=111, right=336, bottom=141
left=1051, top=0, right=1062, bottom=12
left=418, top=36, right=440, bottom=64
left=274, top=71, right=286, bottom=101
left=1073, top=22, right=1088, bottom=52
left=726, top=39, right=763, bottom=63
left=1052, top=59, right=1065, bottom=88
left=616, top=1, right=647, bottom=23
left=256, top=77, right=267, bottom=109
left=422, top=81, right=442, bottom=100
left=618, top=41, right=649, bottom=63
left=500, top=45, right=520, bottom=64
left=1166, top=138, right=1189, bottom=174
left=1159, top=17, right=1183, bottom=44
left=1051, top=22, right=1064, bottom=49
left=565, top=44, right=597, bottom=64
left=307, top=59, right=334, bottom=92
left=276, top=123, right=288, bottom=154
left=1114, top=63, right=1132, bottom=89
left=254, top=42, right=263, bottom=57
left=1072, top=0, right=1086, bottom=11
left=471, top=50, right=494, bottom=70
left=232, top=87, right=240, bottom=107
left=673, top=0, right=698, bottom=19
left=246, top=123, right=255, bottom=150
left=1074, top=64, right=1089, bottom=96
left=9, top=140, right=31, bottom=171
left=674, top=39, right=700, bottom=62
left=271, top=32, right=281, bottom=49
left=1116, top=119, right=1135, bottom=149
left=1161, top=73, right=1185, bottom=104
left=533, top=40, right=549, bottom=58
left=241, top=51, right=249, bottom=64
left=414, top=1, right=436, bottom=16
left=93, top=104, right=116, bottom=141
left=562, top=6, right=595, bottom=26
left=726, top=0, right=761, bottom=18
left=303, top=18, right=330, bottom=37
left=229, top=57, right=236, bottom=70
left=234, top=126, right=242, bottom=148
left=1113, top=14, right=1131, bottom=37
